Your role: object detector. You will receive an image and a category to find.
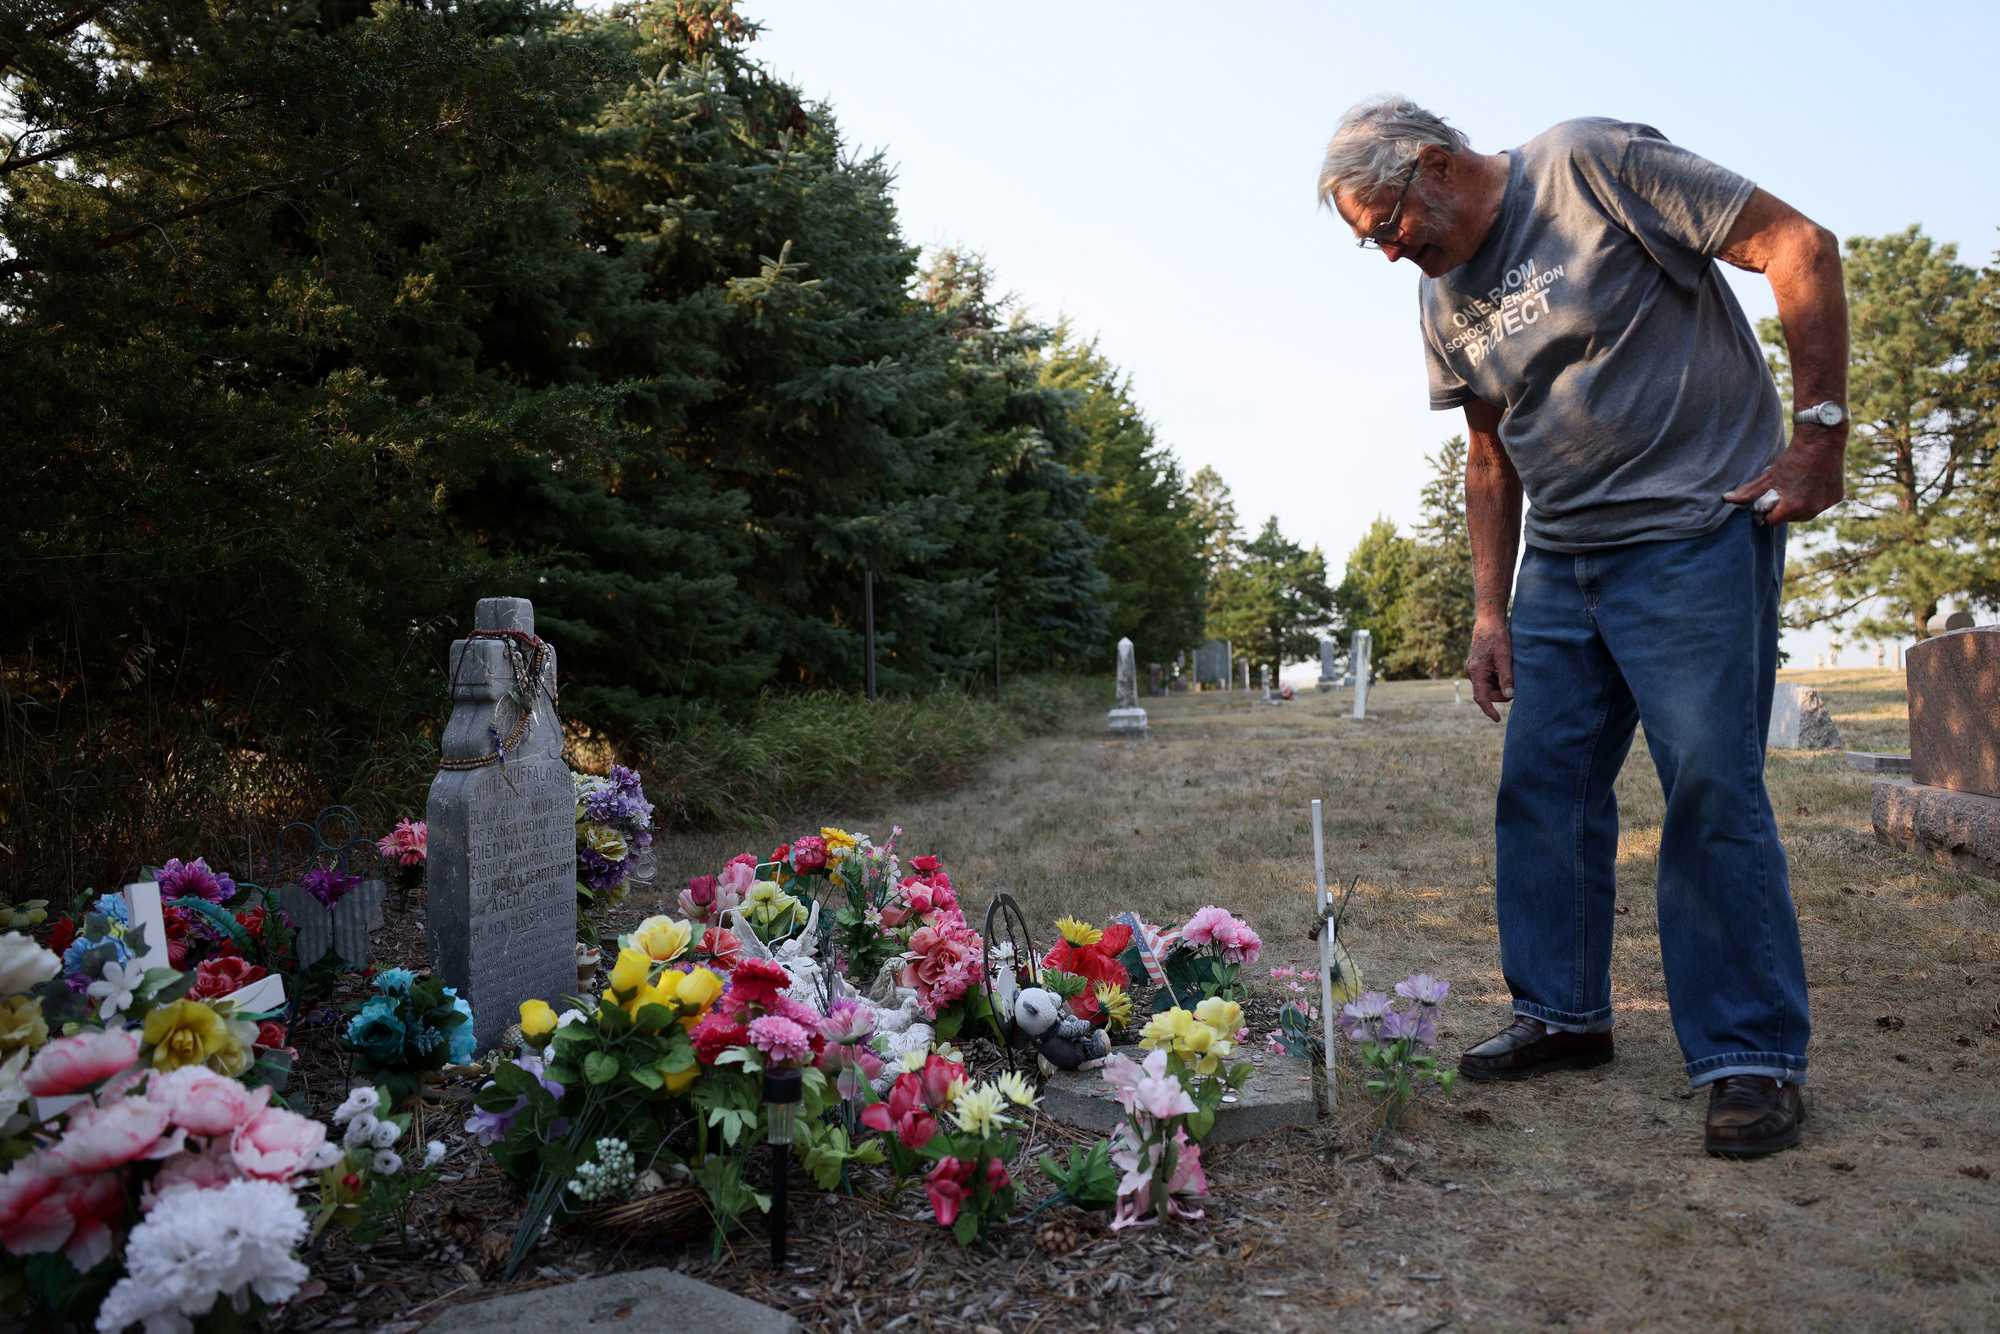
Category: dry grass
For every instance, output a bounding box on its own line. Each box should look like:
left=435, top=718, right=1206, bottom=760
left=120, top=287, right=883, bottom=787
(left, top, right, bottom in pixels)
left=634, top=670, right=1999, bottom=1331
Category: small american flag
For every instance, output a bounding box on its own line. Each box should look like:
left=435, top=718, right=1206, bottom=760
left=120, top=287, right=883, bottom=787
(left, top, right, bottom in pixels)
left=1113, top=911, right=1181, bottom=986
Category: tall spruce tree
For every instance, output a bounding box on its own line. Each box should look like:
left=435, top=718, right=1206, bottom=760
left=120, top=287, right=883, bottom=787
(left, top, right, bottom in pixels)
left=1388, top=435, right=1477, bottom=679
left=1205, top=517, right=1335, bottom=681
left=1333, top=517, right=1419, bottom=677
left=1039, top=330, right=1206, bottom=665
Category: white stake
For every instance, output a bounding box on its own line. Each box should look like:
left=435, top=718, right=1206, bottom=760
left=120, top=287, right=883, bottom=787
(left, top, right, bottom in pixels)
left=1311, top=799, right=1338, bottom=1114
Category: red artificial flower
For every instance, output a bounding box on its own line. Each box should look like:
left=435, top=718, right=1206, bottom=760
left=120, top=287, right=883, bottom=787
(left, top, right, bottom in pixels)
left=189, top=956, right=267, bottom=1001
left=925, top=1156, right=975, bottom=1227
left=860, top=1074, right=938, bottom=1150
left=45, top=916, right=77, bottom=956
left=255, top=1022, right=289, bottom=1050
left=725, top=852, right=759, bottom=871
left=690, top=1014, right=748, bottom=1066
left=790, top=836, right=828, bottom=873
left=698, top=927, right=742, bottom=970
left=769, top=842, right=790, bottom=865
left=918, top=1054, right=963, bottom=1106
left=236, top=907, right=266, bottom=940
left=683, top=875, right=718, bottom=911
left=985, top=1158, right=1012, bottom=1194
left=725, top=958, right=790, bottom=1012
left=909, top=854, right=943, bottom=877
left=1042, top=924, right=1132, bottom=1023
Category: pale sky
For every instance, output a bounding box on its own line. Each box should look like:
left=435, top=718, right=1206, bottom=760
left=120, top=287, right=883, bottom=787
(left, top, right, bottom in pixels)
left=740, top=0, right=1999, bottom=669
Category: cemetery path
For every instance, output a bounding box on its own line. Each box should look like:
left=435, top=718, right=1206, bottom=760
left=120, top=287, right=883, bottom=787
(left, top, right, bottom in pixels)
left=649, top=670, right=1998, bottom=1333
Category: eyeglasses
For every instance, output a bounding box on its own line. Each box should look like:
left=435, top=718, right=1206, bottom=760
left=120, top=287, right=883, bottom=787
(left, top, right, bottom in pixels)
left=1355, top=163, right=1420, bottom=250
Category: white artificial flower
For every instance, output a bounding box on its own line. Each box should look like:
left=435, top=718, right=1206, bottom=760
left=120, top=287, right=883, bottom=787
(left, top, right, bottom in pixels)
left=0, top=1047, right=30, bottom=1130
left=342, top=1112, right=379, bottom=1149
left=422, top=1140, right=446, bottom=1169
left=305, top=1142, right=345, bottom=1172
left=368, top=1118, right=402, bottom=1150
left=0, top=932, right=60, bottom=995
left=95, top=1179, right=309, bottom=1334
left=557, top=1008, right=587, bottom=1029
left=372, top=1149, right=403, bottom=1176
left=332, top=1086, right=381, bottom=1125
left=87, top=958, right=143, bottom=1020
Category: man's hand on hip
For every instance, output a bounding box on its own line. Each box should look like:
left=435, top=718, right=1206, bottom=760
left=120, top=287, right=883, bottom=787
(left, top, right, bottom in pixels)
left=1465, top=616, right=1514, bottom=723
left=1722, top=424, right=1846, bottom=526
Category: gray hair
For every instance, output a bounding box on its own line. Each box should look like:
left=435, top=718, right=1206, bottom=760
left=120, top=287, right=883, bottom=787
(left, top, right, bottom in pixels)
left=1316, top=95, right=1471, bottom=210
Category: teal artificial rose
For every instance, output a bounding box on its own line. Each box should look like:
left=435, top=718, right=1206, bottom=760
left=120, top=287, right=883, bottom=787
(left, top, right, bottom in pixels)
left=345, top=995, right=408, bottom=1064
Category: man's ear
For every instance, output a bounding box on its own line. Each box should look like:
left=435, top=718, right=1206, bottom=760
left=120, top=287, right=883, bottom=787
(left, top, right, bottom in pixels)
left=1418, top=143, right=1453, bottom=182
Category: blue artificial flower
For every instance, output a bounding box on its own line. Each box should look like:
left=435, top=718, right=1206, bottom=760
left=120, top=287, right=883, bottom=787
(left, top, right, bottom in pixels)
left=411, top=1025, right=445, bottom=1054
left=63, top=933, right=129, bottom=978
left=442, top=986, right=476, bottom=1065
left=91, top=893, right=130, bottom=925
left=373, top=967, right=416, bottom=996
left=345, top=995, right=407, bottom=1064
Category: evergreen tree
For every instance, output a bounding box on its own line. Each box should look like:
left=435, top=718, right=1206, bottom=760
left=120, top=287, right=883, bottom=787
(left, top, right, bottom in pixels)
left=1205, top=518, right=1335, bottom=681
left=1040, top=330, right=1206, bottom=665
left=1388, top=436, right=1477, bottom=679
left=1188, top=464, right=1242, bottom=582
left=1333, top=517, right=1419, bottom=677
left=1759, top=227, right=1996, bottom=638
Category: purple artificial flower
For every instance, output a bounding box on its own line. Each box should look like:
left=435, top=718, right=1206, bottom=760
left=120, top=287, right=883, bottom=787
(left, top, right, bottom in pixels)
left=464, top=1049, right=566, bottom=1146
left=821, top=998, right=876, bottom=1045
left=578, top=848, right=628, bottom=893
left=301, top=864, right=361, bottom=908
left=1379, top=1008, right=1424, bottom=1044
left=1338, top=991, right=1392, bottom=1042
left=158, top=856, right=237, bottom=905
left=1395, top=973, right=1451, bottom=1007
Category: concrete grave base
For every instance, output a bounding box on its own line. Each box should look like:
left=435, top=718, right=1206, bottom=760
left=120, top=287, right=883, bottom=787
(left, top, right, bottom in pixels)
left=1845, top=751, right=1912, bottom=773
left=1107, top=706, right=1150, bottom=735
left=1873, top=778, right=2000, bottom=881
left=1040, top=1054, right=1322, bottom=1143
left=424, top=1269, right=797, bottom=1334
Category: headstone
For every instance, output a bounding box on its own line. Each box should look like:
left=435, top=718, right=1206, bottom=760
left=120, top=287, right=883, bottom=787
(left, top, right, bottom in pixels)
left=1769, top=682, right=1842, bottom=750
left=1148, top=662, right=1165, bottom=696
left=1108, top=636, right=1149, bottom=735
left=1257, top=664, right=1273, bottom=704
left=1454, top=681, right=1464, bottom=707
left=1875, top=644, right=1886, bottom=668
left=1928, top=610, right=1976, bottom=635
left=1195, top=639, right=1232, bottom=690
left=1317, top=638, right=1338, bottom=692
left=1350, top=629, right=1372, bottom=719
left=426, top=598, right=576, bottom=1051
left=1906, top=625, right=2000, bottom=798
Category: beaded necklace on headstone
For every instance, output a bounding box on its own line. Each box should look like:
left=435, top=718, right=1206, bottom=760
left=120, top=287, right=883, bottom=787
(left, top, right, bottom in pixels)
left=437, top=628, right=558, bottom=771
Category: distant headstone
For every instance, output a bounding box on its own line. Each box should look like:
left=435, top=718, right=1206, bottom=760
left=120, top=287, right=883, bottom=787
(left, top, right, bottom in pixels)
left=1454, top=681, right=1464, bottom=707
left=1148, top=662, right=1165, bottom=696
left=1108, top=636, right=1149, bottom=735
left=1350, top=629, right=1372, bottom=720
left=426, top=597, right=576, bottom=1051
left=1906, top=625, right=2000, bottom=798
left=1257, top=664, right=1273, bottom=704
left=1769, top=682, right=1842, bottom=750
left=1195, top=639, right=1232, bottom=689
left=1927, top=610, right=1976, bottom=636
left=1317, top=638, right=1338, bottom=692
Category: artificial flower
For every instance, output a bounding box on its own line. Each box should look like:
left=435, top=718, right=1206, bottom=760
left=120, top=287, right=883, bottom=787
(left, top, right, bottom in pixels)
left=51, top=1097, right=182, bottom=1173
left=1055, top=916, right=1103, bottom=948
left=519, top=999, right=558, bottom=1043
left=742, top=882, right=808, bottom=938
left=375, top=818, right=428, bottom=867
left=1396, top=973, right=1452, bottom=1007
left=0, top=995, right=47, bottom=1055
left=925, top=1156, right=974, bottom=1227
left=789, top=835, right=829, bottom=873
left=157, top=856, right=238, bottom=905
left=343, top=996, right=407, bottom=1065
left=148, top=1065, right=268, bottom=1138
left=442, top=988, right=476, bottom=1064
left=993, top=1070, right=1040, bottom=1109
left=899, top=922, right=982, bottom=1018
left=608, top=947, right=650, bottom=997
left=697, top=926, right=743, bottom=969
left=94, top=1178, right=309, bottom=1332
left=747, top=1015, right=813, bottom=1065
left=673, top=967, right=725, bottom=1017
left=0, top=930, right=62, bottom=994
left=860, top=1073, right=938, bottom=1150
left=190, top=955, right=267, bottom=1001
left=631, top=915, right=692, bottom=964
left=373, top=1149, right=404, bottom=1176
left=1194, top=996, right=1245, bottom=1038
left=0, top=900, right=47, bottom=930
left=949, top=1082, right=1009, bottom=1136
left=233, top=1104, right=328, bottom=1181
left=1094, top=983, right=1133, bottom=1031
left=0, top=1162, right=125, bottom=1271
left=373, top=968, right=416, bottom=995
left=23, top=1028, right=139, bottom=1096
left=333, top=1085, right=382, bottom=1124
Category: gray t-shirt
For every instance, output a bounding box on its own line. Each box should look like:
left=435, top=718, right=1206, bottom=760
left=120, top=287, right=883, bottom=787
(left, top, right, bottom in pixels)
left=1420, top=118, right=1783, bottom=552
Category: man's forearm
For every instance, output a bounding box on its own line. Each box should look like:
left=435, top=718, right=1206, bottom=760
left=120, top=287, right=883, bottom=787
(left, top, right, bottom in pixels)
left=1765, top=222, right=1848, bottom=414
left=1466, top=431, right=1523, bottom=621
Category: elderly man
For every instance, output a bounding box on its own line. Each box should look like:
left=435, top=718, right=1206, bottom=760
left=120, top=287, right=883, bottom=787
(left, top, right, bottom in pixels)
left=1319, top=99, right=1848, bottom=1156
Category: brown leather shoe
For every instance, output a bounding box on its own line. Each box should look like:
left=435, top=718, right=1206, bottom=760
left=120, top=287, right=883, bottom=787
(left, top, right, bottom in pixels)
left=1457, top=1016, right=1614, bottom=1082
left=1703, top=1076, right=1805, bottom=1157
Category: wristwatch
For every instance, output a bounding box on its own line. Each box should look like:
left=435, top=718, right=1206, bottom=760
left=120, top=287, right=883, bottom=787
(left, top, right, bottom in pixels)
left=1795, top=401, right=1846, bottom=428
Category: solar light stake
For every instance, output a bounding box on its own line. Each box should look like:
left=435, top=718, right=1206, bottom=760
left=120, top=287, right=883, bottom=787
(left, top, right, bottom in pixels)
left=1311, top=799, right=1339, bottom=1113
left=763, top=1066, right=803, bottom=1265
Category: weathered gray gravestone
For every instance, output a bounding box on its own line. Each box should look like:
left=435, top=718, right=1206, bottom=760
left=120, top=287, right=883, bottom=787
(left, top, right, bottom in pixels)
left=1874, top=625, right=2000, bottom=878
left=1195, top=639, right=1232, bottom=690
left=1350, top=628, right=1373, bottom=719
left=1108, top=636, right=1149, bottom=735
left=1769, top=682, right=1843, bottom=750
left=426, top=598, right=577, bottom=1051
left=1257, top=663, right=1273, bottom=703
left=1317, top=638, right=1338, bottom=692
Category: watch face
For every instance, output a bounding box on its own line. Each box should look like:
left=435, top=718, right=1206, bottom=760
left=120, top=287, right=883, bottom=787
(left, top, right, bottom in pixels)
left=1815, top=403, right=1844, bottom=426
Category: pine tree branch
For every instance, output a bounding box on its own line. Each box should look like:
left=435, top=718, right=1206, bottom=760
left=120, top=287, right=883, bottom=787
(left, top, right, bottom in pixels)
left=0, top=1, right=116, bottom=80
left=1, top=105, right=228, bottom=175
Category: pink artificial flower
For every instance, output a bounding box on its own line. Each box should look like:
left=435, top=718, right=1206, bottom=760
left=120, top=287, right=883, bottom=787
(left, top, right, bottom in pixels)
left=55, top=1171, right=125, bottom=1271
left=23, top=1029, right=139, bottom=1097
left=0, top=1162, right=125, bottom=1270
left=1101, top=1049, right=1197, bottom=1120
left=375, top=818, right=428, bottom=867
left=53, top=1097, right=183, bottom=1173
left=1180, top=905, right=1234, bottom=948
left=897, top=923, right=981, bottom=1017
left=918, top=1053, right=964, bottom=1107
left=985, top=1158, right=1012, bottom=1195
left=230, top=1104, right=329, bottom=1182
left=682, top=875, right=717, bottom=912
left=790, top=836, right=829, bottom=873
left=1165, top=1129, right=1208, bottom=1209
left=925, top=1156, right=975, bottom=1228
left=859, top=1073, right=937, bottom=1150
left=714, top=860, right=755, bottom=912
left=746, top=1015, right=813, bottom=1066
left=820, top=999, right=876, bottom=1046
left=189, top=955, right=268, bottom=1001
left=908, top=854, right=943, bottom=878
left=725, top=852, right=759, bottom=871
left=143, top=1139, right=241, bottom=1206
left=1216, top=918, right=1262, bottom=966
left=147, top=1066, right=269, bottom=1138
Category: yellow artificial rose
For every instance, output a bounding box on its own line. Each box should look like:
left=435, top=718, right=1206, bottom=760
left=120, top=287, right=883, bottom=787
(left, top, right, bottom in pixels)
left=631, top=916, right=691, bottom=964
left=582, top=823, right=629, bottom=862
left=664, top=1063, right=700, bottom=1095
left=744, top=882, right=806, bottom=931
left=608, top=947, right=650, bottom=997
left=626, top=976, right=680, bottom=1020
left=1194, top=997, right=1245, bottom=1039
left=1055, top=916, right=1103, bottom=948
left=0, top=996, right=47, bottom=1054
left=675, top=967, right=724, bottom=1018
left=519, top=999, right=558, bottom=1043
left=1178, top=1022, right=1221, bottom=1076
left=143, top=999, right=231, bottom=1073
left=1139, top=1007, right=1195, bottom=1052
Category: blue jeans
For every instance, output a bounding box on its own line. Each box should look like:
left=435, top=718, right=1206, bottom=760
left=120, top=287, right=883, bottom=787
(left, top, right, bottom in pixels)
left=1496, top=510, right=1809, bottom=1087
